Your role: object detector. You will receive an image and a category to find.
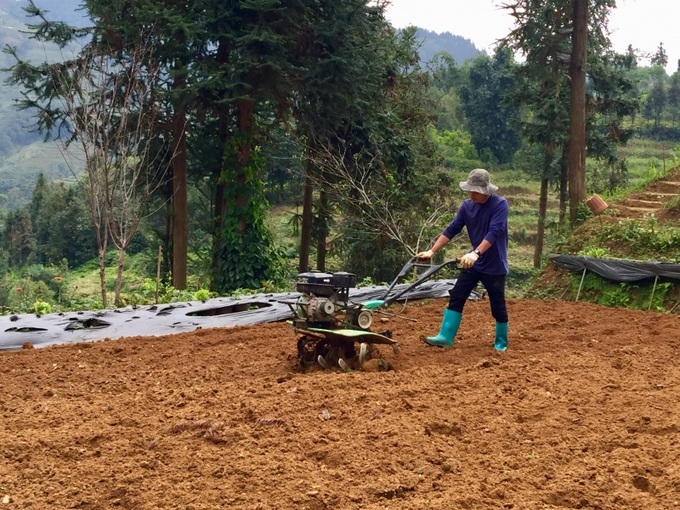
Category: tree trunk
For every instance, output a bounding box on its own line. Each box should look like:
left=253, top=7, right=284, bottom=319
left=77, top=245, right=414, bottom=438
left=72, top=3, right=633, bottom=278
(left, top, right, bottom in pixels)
left=171, top=106, right=188, bottom=290
left=534, top=177, right=549, bottom=269
left=316, top=188, right=329, bottom=272
left=559, top=143, right=569, bottom=226
left=156, top=245, right=162, bottom=304
left=211, top=167, right=226, bottom=285
left=211, top=40, right=230, bottom=282
left=299, top=158, right=314, bottom=273
left=98, top=247, right=108, bottom=309
left=91, top=210, right=108, bottom=308
left=235, top=100, right=253, bottom=235
left=568, top=0, right=588, bottom=225
left=171, top=60, right=188, bottom=291
left=164, top=198, right=172, bottom=282
left=114, top=247, right=126, bottom=307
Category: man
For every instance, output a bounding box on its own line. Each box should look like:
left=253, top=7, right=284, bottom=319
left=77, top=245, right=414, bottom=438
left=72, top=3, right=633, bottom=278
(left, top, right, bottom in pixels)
left=416, top=168, right=509, bottom=351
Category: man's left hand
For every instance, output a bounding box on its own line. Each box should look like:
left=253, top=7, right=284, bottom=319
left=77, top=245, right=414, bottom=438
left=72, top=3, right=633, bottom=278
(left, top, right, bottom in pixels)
left=460, top=251, right=479, bottom=269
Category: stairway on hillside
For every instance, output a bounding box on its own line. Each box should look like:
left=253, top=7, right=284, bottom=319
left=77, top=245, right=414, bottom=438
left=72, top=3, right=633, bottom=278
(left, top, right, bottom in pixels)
left=610, top=173, right=680, bottom=219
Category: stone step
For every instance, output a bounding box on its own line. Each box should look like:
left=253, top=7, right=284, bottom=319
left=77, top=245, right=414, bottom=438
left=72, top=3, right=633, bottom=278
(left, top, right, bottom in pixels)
left=625, top=197, right=664, bottom=204
left=646, top=181, right=680, bottom=194
left=623, top=198, right=664, bottom=208
left=613, top=205, right=659, bottom=216
left=636, top=191, right=678, bottom=199
left=651, top=181, right=680, bottom=191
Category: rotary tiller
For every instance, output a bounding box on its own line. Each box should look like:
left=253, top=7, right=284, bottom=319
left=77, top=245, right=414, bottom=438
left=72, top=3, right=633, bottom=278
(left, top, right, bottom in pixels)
left=281, top=257, right=460, bottom=371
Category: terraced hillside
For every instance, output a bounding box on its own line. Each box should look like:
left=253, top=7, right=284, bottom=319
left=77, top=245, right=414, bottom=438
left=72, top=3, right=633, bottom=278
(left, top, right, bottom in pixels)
left=610, top=171, right=680, bottom=220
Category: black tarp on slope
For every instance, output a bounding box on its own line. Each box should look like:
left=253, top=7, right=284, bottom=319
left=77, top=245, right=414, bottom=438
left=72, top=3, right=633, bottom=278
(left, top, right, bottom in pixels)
left=0, top=279, right=472, bottom=351
left=549, top=254, right=680, bottom=283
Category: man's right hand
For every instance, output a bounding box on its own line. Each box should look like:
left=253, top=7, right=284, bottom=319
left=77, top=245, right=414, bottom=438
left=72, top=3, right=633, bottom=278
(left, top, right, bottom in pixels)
left=416, top=249, right=434, bottom=260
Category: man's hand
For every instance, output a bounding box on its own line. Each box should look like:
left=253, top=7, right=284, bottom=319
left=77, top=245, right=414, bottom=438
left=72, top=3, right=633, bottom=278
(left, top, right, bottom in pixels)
left=460, top=251, right=479, bottom=269
left=416, top=249, right=434, bottom=260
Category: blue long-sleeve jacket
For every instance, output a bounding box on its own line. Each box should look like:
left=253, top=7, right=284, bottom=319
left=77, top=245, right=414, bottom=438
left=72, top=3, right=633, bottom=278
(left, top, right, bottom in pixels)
left=442, top=194, right=509, bottom=275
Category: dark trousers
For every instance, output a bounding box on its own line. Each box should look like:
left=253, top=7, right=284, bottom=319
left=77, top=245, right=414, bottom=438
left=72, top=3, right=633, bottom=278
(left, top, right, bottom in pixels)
left=447, top=267, right=508, bottom=323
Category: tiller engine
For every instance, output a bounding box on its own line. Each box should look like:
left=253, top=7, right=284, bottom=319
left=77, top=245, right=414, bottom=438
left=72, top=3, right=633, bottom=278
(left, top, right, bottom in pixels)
left=283, top=271, right=398, bottom=371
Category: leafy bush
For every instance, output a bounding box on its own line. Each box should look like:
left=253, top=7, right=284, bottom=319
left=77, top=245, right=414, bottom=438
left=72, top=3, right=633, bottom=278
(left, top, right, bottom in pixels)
left=568, top=273, right=673, bottom=311
left=0, top=278, right=53, bottom=314
left=193, top=288, right=212, bottom=302
left=665, top=194, right=680, bottom=212
left=561, top=216, right=680, bottom=263
left=580, top=247, right=609, bottom=258
left=33, top=300, right=52, bottom=315
left=431, top=128, right=483, bottom=170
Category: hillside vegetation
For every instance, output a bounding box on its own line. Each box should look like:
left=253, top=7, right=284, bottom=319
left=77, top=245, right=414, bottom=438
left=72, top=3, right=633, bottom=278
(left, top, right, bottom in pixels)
left=525, top=162, right=680, bottom=311
left=2, top=138, right=677, bottom=317
left=1, top=0, right=680, bottom=316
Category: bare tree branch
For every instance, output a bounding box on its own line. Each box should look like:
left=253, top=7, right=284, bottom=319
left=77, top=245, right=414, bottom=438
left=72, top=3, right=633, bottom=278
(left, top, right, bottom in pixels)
left=303, top=136, right=453, bottom=256
left=51, top=31, right=175, bottom=307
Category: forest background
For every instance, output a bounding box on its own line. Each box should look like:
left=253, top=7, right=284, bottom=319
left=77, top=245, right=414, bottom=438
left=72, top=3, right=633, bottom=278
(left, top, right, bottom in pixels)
left=0, top=0, right=679, bottom=315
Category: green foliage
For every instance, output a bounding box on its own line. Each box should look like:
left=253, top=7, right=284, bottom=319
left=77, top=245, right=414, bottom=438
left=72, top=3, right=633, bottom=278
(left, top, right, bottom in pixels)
left=2, top=208, right=35, bottom=266
left=3, top=0, right=680, bottom=316
left=356, top=276, right=376, bottom=288
left=30, top=178, right=96, bottom=266
left=591, top=216, right=680, bottom=261
left=213, top=147, right=288, bottom=294
left=569, top=273, right=673, bottom=311
left=666, top=194, right=680, bottom=212
left=295, top=24, right=445, bottom=277
left=458, top=47, right=522, bottom=164
left=337, top=227, right=407, bottom=284
left=573, top=203, right=594, bottom=226
left=414, top=28, right=482, bottom=66
left=2, top=174, right=96, bottom=267
left=506, top=266, right=540, bottom=298
left=555, top=213, right=680, bottom=311
left=193, top=288, right=212, bottom=302
left=109, top=275, right=218, bottom=307
left=587, top=159, right=629, bottom=195
left=262, top=128, right=304, bottom=206
left=0, top=274, right=54, bottom=314
left=650, top=43, right=669, bottom=69
left=644, top=78, right=667, bottom=127
left=33, top=300, right=52, bottom=315
left=579, top=247, right=609, bottom=258
left=139, top=279, right=194, bottom=305
left=430, top=127, right=482, bottom=169
left=586, top=51, right=639, bottom=165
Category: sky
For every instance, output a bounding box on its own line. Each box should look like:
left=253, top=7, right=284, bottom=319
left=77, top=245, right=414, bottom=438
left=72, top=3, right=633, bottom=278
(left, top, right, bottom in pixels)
left=384, top=0, right=679, bottom=75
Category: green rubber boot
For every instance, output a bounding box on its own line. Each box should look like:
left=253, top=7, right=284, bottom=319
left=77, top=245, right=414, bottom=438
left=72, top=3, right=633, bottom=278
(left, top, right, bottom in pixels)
left=494, top=322, right=508, bottom=352
left=425, top=309, right=462, bottom=347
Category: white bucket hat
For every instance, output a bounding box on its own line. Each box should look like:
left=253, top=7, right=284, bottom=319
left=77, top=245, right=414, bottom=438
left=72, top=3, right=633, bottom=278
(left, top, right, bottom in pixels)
left=459, top=168, right=498, bottom=195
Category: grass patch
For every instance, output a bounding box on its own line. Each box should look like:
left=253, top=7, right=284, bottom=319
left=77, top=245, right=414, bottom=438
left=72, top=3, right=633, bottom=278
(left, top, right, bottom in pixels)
left=566, top=273, right=673, bottom=311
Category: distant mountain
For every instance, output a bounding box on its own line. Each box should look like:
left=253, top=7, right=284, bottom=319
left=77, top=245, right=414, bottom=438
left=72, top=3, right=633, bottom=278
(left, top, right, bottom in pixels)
left=414, top=28, right=484, bottom=66
left=0, top=0, right=86, bottom=208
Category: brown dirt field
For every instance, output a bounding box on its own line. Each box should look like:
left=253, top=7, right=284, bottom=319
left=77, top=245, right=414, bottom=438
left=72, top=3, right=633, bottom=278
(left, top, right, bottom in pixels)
left=2, top=298, right=679, bottom=510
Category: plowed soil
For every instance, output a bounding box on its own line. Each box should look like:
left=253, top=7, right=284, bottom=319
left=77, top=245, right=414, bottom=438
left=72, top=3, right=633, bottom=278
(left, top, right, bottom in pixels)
left=2, top=298, right=679, bottom=509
